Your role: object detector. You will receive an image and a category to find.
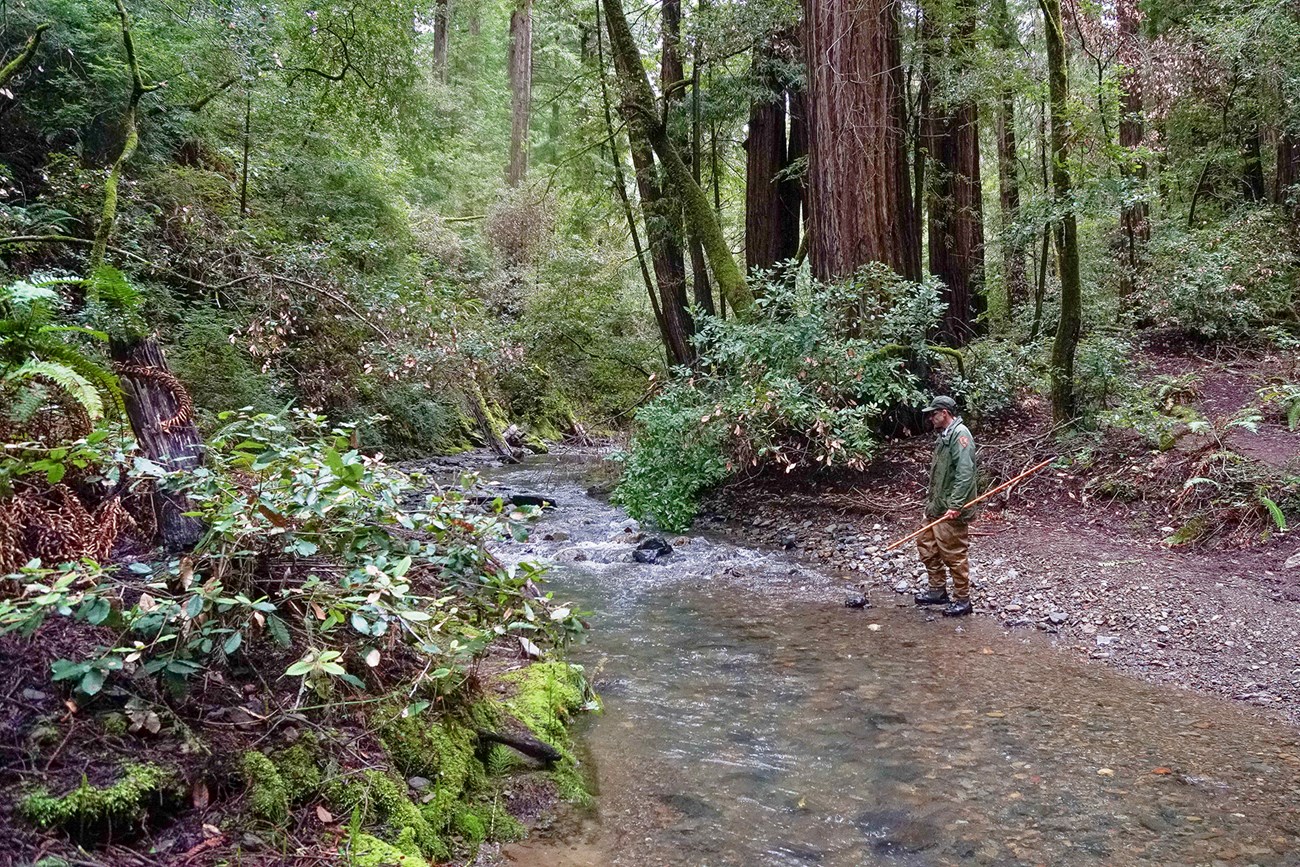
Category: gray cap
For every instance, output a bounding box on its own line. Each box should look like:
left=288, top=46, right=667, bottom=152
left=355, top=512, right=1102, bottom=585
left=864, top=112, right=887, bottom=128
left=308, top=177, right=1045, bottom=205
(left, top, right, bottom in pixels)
left=921, top=395, right=958, bottom=414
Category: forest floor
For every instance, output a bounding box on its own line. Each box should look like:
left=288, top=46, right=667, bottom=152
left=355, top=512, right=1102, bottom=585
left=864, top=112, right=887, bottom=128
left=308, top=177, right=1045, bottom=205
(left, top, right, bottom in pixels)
left=706, top=340, right=1300, bottom=725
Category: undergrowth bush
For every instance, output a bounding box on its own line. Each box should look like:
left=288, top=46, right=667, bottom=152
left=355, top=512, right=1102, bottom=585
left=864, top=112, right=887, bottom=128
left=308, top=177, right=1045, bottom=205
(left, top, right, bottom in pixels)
left=1, top=409, right=582, bottom=701
left=614, top=266, right=979, bottom=530
left=1136, top=207, right=1298, bottom=339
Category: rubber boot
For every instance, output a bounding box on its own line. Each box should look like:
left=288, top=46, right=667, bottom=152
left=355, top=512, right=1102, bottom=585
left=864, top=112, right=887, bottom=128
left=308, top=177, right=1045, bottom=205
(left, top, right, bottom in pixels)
left=914, top=588, right=950, bottom=605
left=943, top=600, right=973, bottom=617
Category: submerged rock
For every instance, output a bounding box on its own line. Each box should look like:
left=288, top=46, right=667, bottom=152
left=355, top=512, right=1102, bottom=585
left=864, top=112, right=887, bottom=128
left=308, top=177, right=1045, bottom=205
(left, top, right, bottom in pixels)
left=633, top=536, right=673, bottom=564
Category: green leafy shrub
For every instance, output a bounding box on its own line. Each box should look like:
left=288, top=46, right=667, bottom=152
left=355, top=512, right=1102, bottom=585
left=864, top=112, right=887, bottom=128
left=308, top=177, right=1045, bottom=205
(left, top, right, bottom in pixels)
left=614, top=266, right=957, bottom=530
left=1135, top=207, right=1298, bottom=339
left=1, top=409, right=584, bottom=701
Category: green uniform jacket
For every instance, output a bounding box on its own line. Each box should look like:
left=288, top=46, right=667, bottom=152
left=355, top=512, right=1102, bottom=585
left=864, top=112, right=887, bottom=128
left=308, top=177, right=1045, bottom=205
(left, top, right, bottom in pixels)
left=926, top=418, right=977, bottom=521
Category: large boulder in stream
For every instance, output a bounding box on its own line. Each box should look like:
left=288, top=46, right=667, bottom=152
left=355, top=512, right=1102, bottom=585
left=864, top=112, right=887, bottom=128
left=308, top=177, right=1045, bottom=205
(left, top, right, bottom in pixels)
left=633, top=536, right=673, bottom=564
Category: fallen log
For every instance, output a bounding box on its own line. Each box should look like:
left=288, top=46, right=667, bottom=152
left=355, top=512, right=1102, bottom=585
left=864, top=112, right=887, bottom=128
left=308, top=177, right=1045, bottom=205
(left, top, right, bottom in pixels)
left=476, top=725, right=563, bottom=765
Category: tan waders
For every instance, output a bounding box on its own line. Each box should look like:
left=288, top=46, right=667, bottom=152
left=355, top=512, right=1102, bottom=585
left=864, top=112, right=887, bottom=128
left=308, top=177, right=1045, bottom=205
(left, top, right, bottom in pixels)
left=916, top=519, right=971, bottom=602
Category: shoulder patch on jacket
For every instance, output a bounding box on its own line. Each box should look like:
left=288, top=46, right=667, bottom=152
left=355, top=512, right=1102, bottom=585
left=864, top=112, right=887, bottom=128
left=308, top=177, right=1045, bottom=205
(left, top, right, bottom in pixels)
left=958, top=434, right=970, bottom=449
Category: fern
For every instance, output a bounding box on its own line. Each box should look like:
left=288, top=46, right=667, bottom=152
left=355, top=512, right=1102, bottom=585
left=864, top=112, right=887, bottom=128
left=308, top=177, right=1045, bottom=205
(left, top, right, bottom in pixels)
left=4, top=360, right=105, bottom=420
left=1288, top=400, right=1300, bottom=432
left=34, top=340, right=124, bottom=414
left=1259, top=495, right=1288, bottom=532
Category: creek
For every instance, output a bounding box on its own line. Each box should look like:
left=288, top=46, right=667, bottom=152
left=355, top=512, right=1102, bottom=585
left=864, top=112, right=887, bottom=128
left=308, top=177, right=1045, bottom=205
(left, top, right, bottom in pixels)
left=473, top=456, right=1300, bottom=866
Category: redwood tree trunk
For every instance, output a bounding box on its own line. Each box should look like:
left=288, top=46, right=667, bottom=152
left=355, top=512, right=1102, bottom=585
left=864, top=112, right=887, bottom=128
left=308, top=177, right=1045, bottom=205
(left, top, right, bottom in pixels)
left=804, top=0, right=919, bottom=281
left=507, top=0, right=532, bottom=187
left=922, top=0, right=984, bottom=346
left=432, top=0, right=451, bottom=83
left=112, top=338, right=206, bottom=551
left=745, top=41, right=793, bottom=273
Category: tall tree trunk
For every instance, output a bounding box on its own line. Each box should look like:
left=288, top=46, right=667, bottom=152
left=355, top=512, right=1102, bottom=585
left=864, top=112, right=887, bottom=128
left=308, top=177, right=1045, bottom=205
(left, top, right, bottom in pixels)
left=992, top=0, right=1027, bottom=314
left=690, top=44, right=715, bottom=316
left=1041, top=0, right=1082, bottom=424
left=923, top=0, right=984, bottom=346
left=804, top=0, right=919, bottom=281
left=745, top=40, right=793, bottom=273
left=1116, top=0, right=1147, bottom=304
left=595, top=0, right=672, bottom=363
left=507, top=0, right=532, bottom=187
left=604, top=0, right=751, bottom=312
left=432, top=0, right=451, bottom=83
left=660, top=0, right=697, bottom=341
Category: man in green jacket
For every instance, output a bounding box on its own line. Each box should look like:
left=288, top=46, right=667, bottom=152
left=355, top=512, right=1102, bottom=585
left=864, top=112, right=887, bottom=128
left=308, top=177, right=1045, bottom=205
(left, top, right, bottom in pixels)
left=913, top=396, right=977, bottom=617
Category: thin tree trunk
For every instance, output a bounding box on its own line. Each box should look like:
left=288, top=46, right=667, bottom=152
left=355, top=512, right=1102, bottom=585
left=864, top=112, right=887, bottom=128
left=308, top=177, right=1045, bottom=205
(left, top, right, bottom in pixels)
left=1116, top=0, right=1147, bottom=305
left=240, top=91, right=252, bottom=217
left=804, top=0, right=919, bottom=281
left=604, top=0, right=751, bottom=312
left=1241, top=124, right=1267, bottom=202
left=660, top=0, right=697, bottom=342
left=1041, top=0, right=1082, bottom=424
left=507, top=0, right=532, bottom=187
left=992, top=0, right=1028, bottom=314
left=432, top=0, right=451, bottom=83
left=0, top=24, right=47, bottom=90
left=595, top=0, right=670, bottom=361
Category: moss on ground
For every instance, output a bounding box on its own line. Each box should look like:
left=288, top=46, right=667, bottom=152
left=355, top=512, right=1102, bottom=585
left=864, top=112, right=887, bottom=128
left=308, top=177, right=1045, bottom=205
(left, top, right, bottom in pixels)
left=242, top=751, right=290, bottom=824
left=347, top=831, right=431, bottom=867
left=19, top=762, right=179, bottom=837
left=275, top=739, right=322, bottom=801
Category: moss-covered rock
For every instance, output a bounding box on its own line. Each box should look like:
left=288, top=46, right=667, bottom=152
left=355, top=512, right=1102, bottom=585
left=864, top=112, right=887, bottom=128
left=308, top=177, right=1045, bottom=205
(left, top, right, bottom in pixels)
left=20, top=762, right=180, bottom=838
left=326, top=770, right=450, bottom=862
left=499, top=662, right=594, bottom=807
left=347, top=832, right=431, bottom=867
left=500, top=661, right=588, bottom=745
left=241, top=750, right=290, bottom=824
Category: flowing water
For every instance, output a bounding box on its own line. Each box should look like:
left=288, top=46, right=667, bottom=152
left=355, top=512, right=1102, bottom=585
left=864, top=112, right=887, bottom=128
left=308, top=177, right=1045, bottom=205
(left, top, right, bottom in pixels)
left=472, top=457, right=1300, bottom=867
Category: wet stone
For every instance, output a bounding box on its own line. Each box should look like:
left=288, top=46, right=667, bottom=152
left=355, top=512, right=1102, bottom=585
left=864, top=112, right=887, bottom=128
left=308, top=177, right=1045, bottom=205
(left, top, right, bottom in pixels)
left=660, top=792, right=723, bottom=820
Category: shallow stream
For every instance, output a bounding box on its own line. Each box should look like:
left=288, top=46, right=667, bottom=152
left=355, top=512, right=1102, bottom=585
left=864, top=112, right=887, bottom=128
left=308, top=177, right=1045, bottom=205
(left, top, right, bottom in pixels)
left=476, top=457, right=1300, bottom=866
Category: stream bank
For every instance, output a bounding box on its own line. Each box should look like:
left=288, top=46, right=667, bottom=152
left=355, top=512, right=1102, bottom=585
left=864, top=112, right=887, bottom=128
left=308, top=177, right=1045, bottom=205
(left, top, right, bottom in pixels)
left=467, top=454, right=1300, bottom=866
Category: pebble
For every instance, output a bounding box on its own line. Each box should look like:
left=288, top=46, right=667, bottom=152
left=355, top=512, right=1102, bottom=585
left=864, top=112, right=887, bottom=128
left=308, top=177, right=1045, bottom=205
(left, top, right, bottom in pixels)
left=1048, top=611, right=1068, bottom=625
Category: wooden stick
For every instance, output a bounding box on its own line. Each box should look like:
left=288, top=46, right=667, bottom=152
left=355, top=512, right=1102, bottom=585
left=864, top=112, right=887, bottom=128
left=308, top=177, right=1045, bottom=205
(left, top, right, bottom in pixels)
left=885, top=458, right=1056, bottom=551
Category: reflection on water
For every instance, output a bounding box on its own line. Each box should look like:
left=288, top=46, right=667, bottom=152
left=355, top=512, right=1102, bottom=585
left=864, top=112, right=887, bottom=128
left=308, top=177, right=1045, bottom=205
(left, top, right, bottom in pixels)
left=476, top=458, right=1300, bottom=866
